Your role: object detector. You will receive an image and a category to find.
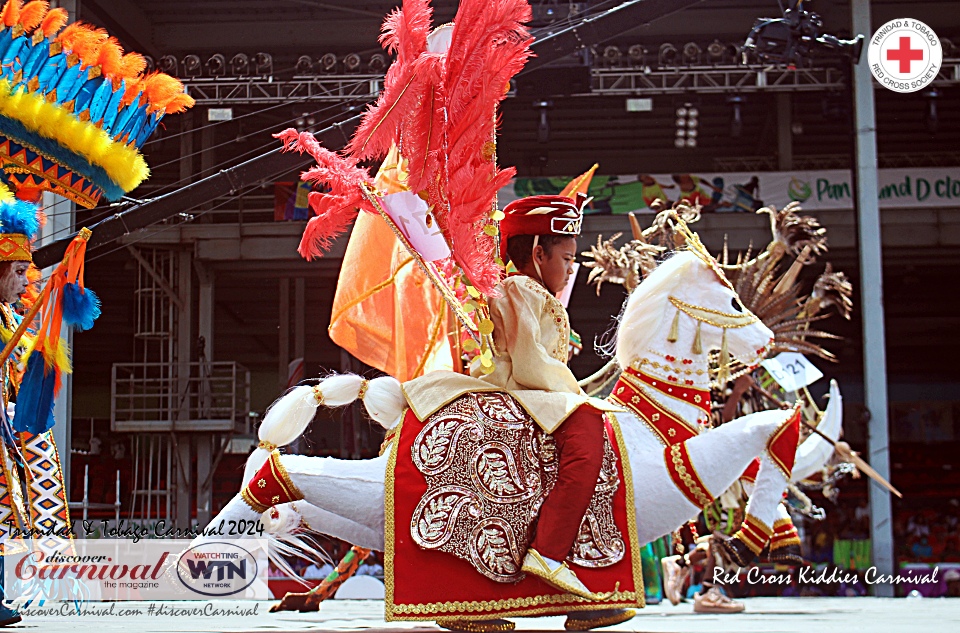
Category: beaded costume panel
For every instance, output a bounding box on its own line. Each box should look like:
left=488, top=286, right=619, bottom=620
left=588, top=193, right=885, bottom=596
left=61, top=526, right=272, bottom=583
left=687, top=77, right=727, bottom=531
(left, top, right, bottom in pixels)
left=408, top=392, right=624, bottom=582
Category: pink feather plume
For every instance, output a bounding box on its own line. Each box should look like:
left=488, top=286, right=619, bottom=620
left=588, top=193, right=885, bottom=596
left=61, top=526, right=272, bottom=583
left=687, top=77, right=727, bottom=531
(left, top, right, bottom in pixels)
left=274, top=129, right=375, bottom=260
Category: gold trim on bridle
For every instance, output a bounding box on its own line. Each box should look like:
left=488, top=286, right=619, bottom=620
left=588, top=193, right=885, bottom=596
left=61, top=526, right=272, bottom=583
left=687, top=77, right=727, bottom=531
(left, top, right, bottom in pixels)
left=668, top=297, right=758, bottom=329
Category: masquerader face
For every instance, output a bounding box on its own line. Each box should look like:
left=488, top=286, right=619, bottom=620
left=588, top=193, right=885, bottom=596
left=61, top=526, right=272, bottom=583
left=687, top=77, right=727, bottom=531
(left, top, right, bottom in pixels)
left=534, top=237, right=577, bottom=297
left=0, top=261, right=30, bottom=304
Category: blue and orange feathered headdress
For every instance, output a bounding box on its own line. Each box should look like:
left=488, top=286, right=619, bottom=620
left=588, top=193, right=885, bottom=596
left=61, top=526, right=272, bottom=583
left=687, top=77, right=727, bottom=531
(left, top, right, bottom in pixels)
left=0, top=0, right=194, bottom=208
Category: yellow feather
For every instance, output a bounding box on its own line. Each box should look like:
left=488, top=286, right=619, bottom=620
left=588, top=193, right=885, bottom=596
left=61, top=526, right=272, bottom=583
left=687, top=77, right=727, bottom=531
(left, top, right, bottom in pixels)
left=0, top=78, right=149, bottom=193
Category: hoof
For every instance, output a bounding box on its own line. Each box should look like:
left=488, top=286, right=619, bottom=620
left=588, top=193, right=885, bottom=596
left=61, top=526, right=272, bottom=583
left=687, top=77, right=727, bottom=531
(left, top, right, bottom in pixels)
left=711, top=533, right=756, bottom=569
left=564, top=608, right=636, bottom=630
left=767, top=543, right=805, bottom=566
left=436, top=619, right=515, bottom=633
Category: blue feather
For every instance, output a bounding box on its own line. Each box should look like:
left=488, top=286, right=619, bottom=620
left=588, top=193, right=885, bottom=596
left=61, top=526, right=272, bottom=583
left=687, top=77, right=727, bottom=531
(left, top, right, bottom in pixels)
left=13, top=355, right=57, bottom=435
left=0, top=197, right=40, bottom=238
left=0, top=30, right=15, bottom=64
left=62, top=283, right=101, bottom=331
left=54, top=63, right=85, bottom=104
left=100, top=80, right=125, bottom=131
left=87, top=78, right=113, bottom=124
left=37, top=53, right=66, bottom=92
left=74, top=76, right=104, bottom=113
left=1, top=39, right=26, bottom=74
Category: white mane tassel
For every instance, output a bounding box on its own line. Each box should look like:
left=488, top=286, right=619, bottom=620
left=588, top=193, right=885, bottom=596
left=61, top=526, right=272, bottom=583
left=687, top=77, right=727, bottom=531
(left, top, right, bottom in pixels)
left=242, top=373, right=404, bottom=485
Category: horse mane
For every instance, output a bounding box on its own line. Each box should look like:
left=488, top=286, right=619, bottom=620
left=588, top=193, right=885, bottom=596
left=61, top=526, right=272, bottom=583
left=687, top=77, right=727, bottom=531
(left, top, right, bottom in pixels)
left=614, top=251, right=700, bottom=368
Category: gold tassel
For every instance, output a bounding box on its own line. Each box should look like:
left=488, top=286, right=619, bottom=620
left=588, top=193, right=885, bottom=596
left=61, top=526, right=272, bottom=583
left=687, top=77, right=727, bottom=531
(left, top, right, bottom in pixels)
left=718, top=329, right=730, bottom=385
left=667, top=309, right=680, bottom=343
left=692, top=321, right=702, bottom=355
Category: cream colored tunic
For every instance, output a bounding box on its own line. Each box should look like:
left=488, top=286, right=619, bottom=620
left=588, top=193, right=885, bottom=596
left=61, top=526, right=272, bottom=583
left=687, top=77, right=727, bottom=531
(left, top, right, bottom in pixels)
left=402, top=275, right=621, bottom=433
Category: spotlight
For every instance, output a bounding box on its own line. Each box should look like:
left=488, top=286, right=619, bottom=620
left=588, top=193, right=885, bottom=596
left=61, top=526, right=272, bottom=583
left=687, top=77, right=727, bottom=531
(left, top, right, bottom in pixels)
left=182, top=54, right=202, bottom=78
left=143, top=55, right=156, bottom=73
left=686, top=137, right=697, bottom=148
left=343, top=53, right=361, bottom=73
left=627, top=44, right=647, bottom=66
left=602, top=45, right=622, bottom=67
left=658, top=43, right=678, bottom=67
left=159, top=55, right=178, bottom=74
left=368, top=53, right=387, bottom=73
left=319, top=53, right=338, bottom=73
left=206, top=54, right=226, bottom=77
left=674, top=137, right=686, bottom=149
left=682, top=42, right=701, bottom=65
left=295, top=55, right=314, bottom=75
left=706, top=40, right=725, bottom=63
left=254, top=52, right=273, bottom=76
left=728, top=95, right=745, bottom=138
left=230, top=53, right=250, bottom=76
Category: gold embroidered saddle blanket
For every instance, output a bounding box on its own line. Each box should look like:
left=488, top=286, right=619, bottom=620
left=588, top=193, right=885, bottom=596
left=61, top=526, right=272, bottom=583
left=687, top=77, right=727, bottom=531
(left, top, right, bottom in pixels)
left=386, top=392, right=645, bottom=621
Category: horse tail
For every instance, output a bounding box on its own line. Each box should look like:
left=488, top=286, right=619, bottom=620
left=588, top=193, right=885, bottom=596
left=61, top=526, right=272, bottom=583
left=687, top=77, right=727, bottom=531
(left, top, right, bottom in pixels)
left=242, top=373, right=404, bottom=484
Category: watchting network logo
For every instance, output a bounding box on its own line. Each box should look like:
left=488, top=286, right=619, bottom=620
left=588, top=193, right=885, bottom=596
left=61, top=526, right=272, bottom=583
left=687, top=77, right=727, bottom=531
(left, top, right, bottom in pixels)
left=869, top=18, right=942, bottom=93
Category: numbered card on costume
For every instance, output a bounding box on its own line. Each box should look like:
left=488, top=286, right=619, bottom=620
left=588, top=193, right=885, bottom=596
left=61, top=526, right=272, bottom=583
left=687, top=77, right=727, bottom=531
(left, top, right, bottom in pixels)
left=760, top=352, right=823, bottom=392
left=379, top=191, right=451, bottom=262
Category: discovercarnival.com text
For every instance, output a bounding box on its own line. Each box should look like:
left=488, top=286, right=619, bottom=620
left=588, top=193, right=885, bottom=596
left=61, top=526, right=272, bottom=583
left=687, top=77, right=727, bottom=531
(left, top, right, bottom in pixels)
left=20, top=603, right=261, bottom=618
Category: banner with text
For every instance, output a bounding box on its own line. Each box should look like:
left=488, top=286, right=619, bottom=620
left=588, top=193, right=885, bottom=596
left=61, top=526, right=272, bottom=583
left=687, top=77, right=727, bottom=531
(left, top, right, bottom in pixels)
left=500, top=167, right=960, bottom=214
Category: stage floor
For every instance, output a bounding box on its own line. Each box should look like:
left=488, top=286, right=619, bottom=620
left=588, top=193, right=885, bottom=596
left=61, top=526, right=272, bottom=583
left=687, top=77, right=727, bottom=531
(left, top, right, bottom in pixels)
left=11, top=597, right=959, bottom=633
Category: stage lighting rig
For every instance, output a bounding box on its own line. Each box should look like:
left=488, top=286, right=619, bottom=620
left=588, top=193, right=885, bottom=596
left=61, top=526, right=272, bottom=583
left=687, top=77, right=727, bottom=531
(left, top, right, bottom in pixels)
left=159, top=55, right=178, bottom=75
left=295, top=55, right=314, bottom=75
left=182, top=54, right=202, bottom=78
left=230, top=53, right=250, bottom=76
left=682, top=42, right=701, bottom=65
left=254, top=52, right=273, bottom=76
left=343, top=53, right=362, bottom=73
left=627, top=45, right=647, bottom=67
left=319, top=53, right=338, bottom=74
left=742, top=4, right=863, bottom=66
left=658, top=43, right=678, bottom=67
left=206, top=54, right=226, bottom=77
left=368, top=54, right=387, bottom=73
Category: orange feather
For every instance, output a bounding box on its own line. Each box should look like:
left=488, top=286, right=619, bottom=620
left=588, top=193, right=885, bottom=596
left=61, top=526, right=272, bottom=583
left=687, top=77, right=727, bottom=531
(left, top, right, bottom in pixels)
left=142, top=72, right=188, bottom=112
left=40, top=6, right=66, bottom=37
left=1, top=1, right=22, bottom=28
left=119, top=52, right=146, bottom=78
left=164, top=92, right=195, bottom=114
left=18, top=0, right=46, bottom=31
left=96, top=36, right=124, bottom=76
left=120, top=77, right=144, bottom=107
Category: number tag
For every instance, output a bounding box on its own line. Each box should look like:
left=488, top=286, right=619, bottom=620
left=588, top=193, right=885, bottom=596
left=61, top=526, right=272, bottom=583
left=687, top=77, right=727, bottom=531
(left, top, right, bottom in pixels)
left=760, top=352, right=823, bottom=392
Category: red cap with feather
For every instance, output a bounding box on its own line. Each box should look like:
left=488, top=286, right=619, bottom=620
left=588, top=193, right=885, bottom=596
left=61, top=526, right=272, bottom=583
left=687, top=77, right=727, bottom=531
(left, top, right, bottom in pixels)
left=499, top=194, right=585, bottom=261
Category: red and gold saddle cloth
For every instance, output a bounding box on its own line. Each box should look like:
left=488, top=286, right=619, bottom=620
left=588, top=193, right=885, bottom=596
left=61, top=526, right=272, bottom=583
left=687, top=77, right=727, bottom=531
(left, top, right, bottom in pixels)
left=386, top=392, right=644, bottom=621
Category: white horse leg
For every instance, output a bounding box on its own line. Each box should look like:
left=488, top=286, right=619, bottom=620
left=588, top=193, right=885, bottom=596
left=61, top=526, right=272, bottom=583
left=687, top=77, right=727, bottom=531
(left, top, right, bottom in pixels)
left=684, top=408, right=797, bottom=565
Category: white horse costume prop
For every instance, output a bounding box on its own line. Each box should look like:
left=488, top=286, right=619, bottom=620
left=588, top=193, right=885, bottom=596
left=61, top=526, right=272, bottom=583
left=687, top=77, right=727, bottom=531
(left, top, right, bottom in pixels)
left=200, top=249, right=832, bottom=601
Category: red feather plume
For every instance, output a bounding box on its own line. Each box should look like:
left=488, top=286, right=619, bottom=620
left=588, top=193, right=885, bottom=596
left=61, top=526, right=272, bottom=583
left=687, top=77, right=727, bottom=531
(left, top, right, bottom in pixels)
left=274, top=129, right=376, bottom=260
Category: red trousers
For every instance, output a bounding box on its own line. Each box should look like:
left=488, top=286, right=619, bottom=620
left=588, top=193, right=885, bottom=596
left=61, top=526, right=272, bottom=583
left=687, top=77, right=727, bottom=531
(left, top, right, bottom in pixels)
left=529, top=404, right=606, bottom=561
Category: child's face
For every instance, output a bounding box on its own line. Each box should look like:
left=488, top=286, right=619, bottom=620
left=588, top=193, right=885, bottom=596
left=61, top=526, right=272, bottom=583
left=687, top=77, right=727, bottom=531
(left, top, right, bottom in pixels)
left=535, top=237, right=577, bottom=296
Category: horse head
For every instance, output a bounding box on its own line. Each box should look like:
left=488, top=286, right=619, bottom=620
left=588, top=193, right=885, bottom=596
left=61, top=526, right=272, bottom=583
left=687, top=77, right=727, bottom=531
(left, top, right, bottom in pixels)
left=615, top=248, right=773, bottom=386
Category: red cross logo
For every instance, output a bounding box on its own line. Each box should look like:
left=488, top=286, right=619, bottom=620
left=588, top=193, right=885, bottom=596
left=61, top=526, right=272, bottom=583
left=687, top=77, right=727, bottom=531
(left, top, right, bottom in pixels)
left=887, top=36, right=924, bottom=73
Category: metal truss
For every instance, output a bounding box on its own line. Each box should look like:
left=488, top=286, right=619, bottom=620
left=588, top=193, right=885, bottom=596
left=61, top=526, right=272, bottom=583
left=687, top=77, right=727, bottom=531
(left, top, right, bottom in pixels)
left=588, top=64, right=847, bottom=95
left=181, top=60, right=960, bottom=105
left=183, top=74, right=383, bottom=105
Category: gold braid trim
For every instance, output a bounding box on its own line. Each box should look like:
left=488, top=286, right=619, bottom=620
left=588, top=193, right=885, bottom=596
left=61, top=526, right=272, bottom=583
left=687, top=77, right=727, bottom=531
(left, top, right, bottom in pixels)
left=358, top=378, right=369, bottom=400
left=258, top=440, right=277, bottom=452
left=240, top=486, right=269, bottom=514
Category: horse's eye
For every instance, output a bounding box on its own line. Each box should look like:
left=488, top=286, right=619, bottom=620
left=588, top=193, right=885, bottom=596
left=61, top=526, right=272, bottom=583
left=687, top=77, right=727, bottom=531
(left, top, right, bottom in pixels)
left=731, top=297, right=743, bottom=312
